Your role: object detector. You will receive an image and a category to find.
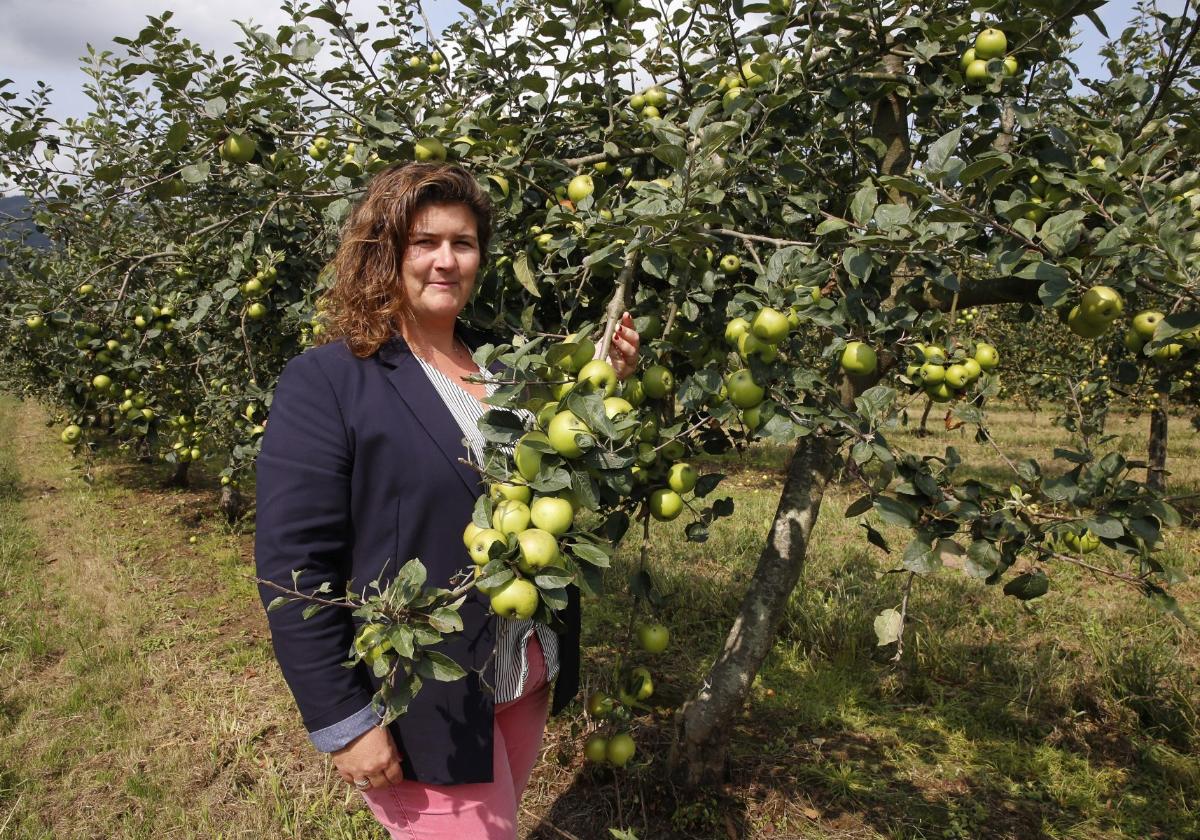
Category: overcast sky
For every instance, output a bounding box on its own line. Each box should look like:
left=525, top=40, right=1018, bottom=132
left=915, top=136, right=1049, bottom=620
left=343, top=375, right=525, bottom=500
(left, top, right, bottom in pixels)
left=0, top=1, right=1185, bottom=127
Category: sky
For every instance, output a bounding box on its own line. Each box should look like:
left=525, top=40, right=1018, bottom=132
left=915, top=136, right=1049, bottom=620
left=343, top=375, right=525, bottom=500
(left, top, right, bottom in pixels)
left=0, top=1, right=1187, bottom=128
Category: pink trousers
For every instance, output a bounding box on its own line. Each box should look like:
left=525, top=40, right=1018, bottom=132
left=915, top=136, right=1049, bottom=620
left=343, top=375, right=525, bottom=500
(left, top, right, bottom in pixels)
left=361, top=634, right=551, bottom=839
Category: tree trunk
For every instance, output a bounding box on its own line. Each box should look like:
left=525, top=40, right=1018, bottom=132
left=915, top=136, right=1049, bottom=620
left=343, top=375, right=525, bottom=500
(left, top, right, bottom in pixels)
left=670, top=434, right=838, bottom=786
left=166, top=460, right=190, bottom=487
left=1147, top=387, right=1169, bottom=493
left=220, top=484, right=245, bottom=523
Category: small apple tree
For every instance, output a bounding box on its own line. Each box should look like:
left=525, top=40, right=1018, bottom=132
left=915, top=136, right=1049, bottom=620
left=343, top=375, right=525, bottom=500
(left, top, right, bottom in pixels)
left=2, top=0, right=1199, bottom=787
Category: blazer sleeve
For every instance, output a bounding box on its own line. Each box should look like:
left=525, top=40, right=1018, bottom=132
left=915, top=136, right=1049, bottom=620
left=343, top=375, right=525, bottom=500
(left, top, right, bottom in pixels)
left=255, top=351, right=376, bottom=735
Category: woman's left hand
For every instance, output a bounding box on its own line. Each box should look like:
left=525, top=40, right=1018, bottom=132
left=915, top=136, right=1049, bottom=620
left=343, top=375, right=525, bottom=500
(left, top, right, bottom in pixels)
left=608, top=312, right=641, bottom=381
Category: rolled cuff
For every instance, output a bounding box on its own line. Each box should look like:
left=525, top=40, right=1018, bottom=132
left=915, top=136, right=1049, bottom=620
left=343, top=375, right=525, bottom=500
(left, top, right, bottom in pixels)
left=308, top=702, right=381, bottom=753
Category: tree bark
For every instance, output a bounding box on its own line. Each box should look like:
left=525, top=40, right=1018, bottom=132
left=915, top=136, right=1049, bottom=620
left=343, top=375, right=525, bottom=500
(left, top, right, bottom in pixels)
left=220, top=484, right=245, bottom=523
left=166, top=460, right=190, bottom=487
left=1147, top=386, right=1169, bottom=493
left=670, top=434, right=838, bottom=786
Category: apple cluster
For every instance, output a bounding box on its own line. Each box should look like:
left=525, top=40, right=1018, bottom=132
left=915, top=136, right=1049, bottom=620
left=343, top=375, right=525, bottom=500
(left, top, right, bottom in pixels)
left=581, top=622, right=669, bottom=770
left=459, top=334, right=709, bottom=620
left=960, top=28, right=1020, bottom=87
left=904, top=341, right=999, bottom=403
left=628, top=85, right=669, bottom=121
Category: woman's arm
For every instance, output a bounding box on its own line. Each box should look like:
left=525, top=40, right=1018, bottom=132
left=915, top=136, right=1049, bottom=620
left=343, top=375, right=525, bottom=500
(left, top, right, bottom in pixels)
left=254, top=352, right=378, bottom=742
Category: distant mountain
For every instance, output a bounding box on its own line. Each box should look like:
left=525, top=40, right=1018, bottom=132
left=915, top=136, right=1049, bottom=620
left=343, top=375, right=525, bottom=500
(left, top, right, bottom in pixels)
left=0, top=194, right=52, bottom=249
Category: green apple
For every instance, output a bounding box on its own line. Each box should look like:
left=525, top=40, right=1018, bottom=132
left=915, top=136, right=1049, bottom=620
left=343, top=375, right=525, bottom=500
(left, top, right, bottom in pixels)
left=974, top=28, right=1007, bottom=60
left=567, top=174, right=595, bottom=203
left=623, top=376, right=646, bottom=407
left=61, top=424, right=82, bottom=445
left=247, top=302, right=268, bottom=319
left=961, top=358, right=983, bottom=381
left=638, top=417, right=659, bottom=442
left=725, top=317, right=751, bottom=347
left=641, top=105, right=660, bottom=119
left=92, top=374, right=113, bottom=391
left=738, top=332, right=779, bottom=363
left=469, top=528, right=507, bottom=565
left=741, top=405, right=764, bottom=430
left=492, top=499, right=532, bottom=535
left=414, top=138, right=447, bottom=161
left=1090, top=155, right=1107, bottom=171
left=1067, top=305, right=1110, bottom=339
left=220, top=133, right=256, bottom=163
left=621, top=666, right=654, bottom=702
left=1064, top=529, right=1100, bottom=554
left=840, top=341, right=877, bottom=376
left=959, top=47, right=977, bottom=72
left=536, top=401, right=559, bottom=430
left=547, top=410, right=592, bottom=458
left=530, top=496, right=574, bottom=535
left=642, top=365, right=674, bottom=399
left=945, top=364, right=970, bottom=389
left=490, top=481, right=532, bottom=503
left=719, top=254, right=742, bottom=274
left=587, top=690, right=615, bottom=718
left=965, top=59, right=990, bottom=86
left=535, top=232, right=555, bottom=253
left=558, top=336, right=596, bottom=373
left=489, top=577, right=539, bottom=620
left=1124, top=328, right=1146, bottom=353
left=514, top=431, right=549, bottom=481
left=645, top=85, right=668, bottom=108
left=1002, top=56, right=1019, bottom=77
left=667, top=463, right=698, bottom=494
left=577, top=359, right=619, bottom=396
left=661, top=439, right=686, bottom=461
left=925, top=381, right=955, bottom=402
left=584, top=735, right=608, bottom=764
left=1079, top=285, right=1124, bottom=322
left=636, top=442, right=659, bottom=466
left=462, top=521, right=483, bottom=549
left=1131, top=310, right=1164, bottom=340
left=637, top=623, right=670, bottom=654
left=725, top=369, right=765, bottom=409
left=629, top=93, right=646, bottom=111
left=974, top=342, right=999, bottom=371
left=648, top=488, right=684, bottom=521
left=603, top=396, right=634, bottom=419
left=751, top=307, right=790, bottom=343
left=1153, top=343, right=1183, bottom=362
left=516, top=528, right=560, bottom=575
left=922, top=345, right=947, bottom=364
left=606, top=732, right=636, bottom=767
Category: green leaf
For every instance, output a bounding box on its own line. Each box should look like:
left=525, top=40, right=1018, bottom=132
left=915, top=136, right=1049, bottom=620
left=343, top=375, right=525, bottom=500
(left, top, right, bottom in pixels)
left=417, top=651, right=468, bottom=682
left=180, top=163, right=209, bottom=183
left=874, top=496, right=918, bottom=527
left=427, top=607, right=463, bottom=634
left=925, top=126, right=963, bottom=178
left=267, top=596, right=289, bottom=612
left=166, top=121, right=190, bottom=152
left=1003, top=571, right=1049, bottom=600
left=850, top=184, right=877, bottom=226
left=844, top=494, right=873, bottom=517
left=902, top=533, right=940, bottom=575
left=513, top=252, right=540, bottom=297
left=815, top=218, right=848, bottom=235
left=873, top=608, right=903, bottom=646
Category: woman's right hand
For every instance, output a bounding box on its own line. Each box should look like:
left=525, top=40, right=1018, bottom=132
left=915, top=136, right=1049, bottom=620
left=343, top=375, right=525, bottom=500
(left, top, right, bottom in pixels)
left=332, top=725, right=405, bottom=790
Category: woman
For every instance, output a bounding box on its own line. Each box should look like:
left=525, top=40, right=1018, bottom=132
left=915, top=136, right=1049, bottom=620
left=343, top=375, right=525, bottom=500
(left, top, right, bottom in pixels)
left=255, top=162, right=640, bottom=838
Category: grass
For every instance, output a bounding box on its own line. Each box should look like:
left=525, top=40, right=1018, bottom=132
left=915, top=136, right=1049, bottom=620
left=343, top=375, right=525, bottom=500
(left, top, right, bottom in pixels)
left=0, top=397, right=1196, bottom=839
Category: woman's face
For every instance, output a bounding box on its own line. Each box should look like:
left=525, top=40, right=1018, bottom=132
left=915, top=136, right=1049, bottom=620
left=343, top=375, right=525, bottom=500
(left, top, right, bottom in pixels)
left=400, top=202, right=481, bottom=327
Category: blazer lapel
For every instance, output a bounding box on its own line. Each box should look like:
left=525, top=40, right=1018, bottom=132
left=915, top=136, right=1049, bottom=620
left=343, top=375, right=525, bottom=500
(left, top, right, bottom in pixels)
left=377, top=335, right=485, bottom=499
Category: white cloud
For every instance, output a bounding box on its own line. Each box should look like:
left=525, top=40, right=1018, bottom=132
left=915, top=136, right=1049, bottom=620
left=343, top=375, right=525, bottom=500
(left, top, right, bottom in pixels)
left=0, top=1, right=461, bottom=121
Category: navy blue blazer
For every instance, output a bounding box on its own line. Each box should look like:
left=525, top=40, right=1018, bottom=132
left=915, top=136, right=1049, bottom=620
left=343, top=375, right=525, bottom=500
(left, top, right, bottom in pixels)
left=255, top=329, right=581, bottom=785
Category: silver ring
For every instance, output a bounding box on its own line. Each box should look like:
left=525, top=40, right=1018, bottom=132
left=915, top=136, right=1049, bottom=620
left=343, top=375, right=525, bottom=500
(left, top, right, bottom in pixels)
left=354, top=778, right=370, bottom=790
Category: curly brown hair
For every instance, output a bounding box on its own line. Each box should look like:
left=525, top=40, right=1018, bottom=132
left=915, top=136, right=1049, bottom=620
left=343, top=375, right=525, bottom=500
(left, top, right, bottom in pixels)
left=317, top=162, right=493, bottom=358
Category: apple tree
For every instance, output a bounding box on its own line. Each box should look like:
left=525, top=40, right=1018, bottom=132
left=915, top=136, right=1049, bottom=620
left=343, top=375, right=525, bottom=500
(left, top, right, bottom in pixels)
left=2, top=0, right=1199, bottom=787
